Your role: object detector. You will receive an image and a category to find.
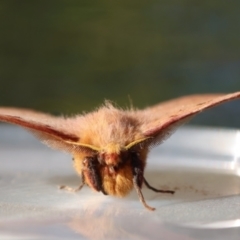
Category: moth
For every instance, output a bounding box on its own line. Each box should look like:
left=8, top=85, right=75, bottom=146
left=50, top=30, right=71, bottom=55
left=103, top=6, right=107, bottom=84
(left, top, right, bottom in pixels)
left=0, top=92, right=240, bottom=211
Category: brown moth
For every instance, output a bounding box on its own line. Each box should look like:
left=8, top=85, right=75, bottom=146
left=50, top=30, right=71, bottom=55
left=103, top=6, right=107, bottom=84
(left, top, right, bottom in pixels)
left=0, top=92, right=240, bottom=211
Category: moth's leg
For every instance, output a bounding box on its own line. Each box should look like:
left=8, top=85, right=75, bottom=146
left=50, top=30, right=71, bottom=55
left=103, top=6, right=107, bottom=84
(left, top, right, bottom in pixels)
left=59, top=183, right=85, bottom=192
left=143, top=177, right=175, bottom=194
left=131, top=152, right=155, bottom=211
left=133, top=173, right=155, bottom=211
left=82, top=156, right=108, bottom=195
left=59, top=175, right=85, bottom=192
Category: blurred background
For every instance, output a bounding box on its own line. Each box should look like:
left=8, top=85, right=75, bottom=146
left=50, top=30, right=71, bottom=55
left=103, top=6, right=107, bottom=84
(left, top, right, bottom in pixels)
left=0, top=0, right=240, bottom=127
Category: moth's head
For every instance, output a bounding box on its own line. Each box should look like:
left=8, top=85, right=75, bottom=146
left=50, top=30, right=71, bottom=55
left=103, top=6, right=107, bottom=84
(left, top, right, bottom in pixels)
left=70, top=137, right=151, bottom=197
left=99, top=142, right=122, bottom=166
left=98, top=139, right=149, bottom=166
left=69, top=137, right=151, bottom=167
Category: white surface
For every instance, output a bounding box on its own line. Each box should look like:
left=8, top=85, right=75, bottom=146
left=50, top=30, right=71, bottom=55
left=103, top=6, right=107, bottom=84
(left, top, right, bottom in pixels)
left=0, top=125, right=240, bottom=240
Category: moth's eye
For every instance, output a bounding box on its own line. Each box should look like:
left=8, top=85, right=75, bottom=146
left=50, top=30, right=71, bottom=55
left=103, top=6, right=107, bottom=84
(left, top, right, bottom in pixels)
left=118, top=150, right=131, bottom=163
left=130, top=150, right=140, bottom=158
left=129, top=143, right=144, bottom=152
left=83, top=155, right=99, bottom=166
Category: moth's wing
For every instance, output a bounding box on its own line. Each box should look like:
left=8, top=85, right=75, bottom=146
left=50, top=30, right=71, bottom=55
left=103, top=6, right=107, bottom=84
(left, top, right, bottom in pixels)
left=0, top=107, right=81, bottom=152
left=138, top=91, right=240, bottom=146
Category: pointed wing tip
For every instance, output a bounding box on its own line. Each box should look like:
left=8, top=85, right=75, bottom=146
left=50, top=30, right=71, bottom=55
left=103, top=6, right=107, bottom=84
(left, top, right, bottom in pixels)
left=142, top=90, right=240, bottom=139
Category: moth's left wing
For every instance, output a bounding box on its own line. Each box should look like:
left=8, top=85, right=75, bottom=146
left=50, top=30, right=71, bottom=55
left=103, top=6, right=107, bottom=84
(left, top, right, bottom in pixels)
left=138, top=91, right=240, bottom=146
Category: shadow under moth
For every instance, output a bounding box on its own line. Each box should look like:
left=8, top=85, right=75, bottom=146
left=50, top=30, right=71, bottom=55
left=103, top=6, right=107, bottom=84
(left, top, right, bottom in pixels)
left=0, top=92, right=240, bottom=210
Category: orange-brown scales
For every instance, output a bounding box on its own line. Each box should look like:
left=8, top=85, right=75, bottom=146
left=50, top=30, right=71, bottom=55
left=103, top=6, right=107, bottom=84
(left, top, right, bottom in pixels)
left=0, top=92, right=240, bottom=210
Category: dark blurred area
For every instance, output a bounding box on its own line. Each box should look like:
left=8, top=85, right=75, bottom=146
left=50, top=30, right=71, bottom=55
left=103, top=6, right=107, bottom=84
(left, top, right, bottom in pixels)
left=0, top=1, right=240, bottom=127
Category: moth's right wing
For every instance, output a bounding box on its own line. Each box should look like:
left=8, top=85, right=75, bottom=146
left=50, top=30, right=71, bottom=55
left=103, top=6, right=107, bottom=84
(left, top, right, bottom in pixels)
left=0, top=107, right=82, bottom=153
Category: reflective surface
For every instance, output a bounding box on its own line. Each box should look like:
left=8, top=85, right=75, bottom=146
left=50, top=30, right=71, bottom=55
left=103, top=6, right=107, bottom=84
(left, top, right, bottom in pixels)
left=0, top=125, right=240, bottom=239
